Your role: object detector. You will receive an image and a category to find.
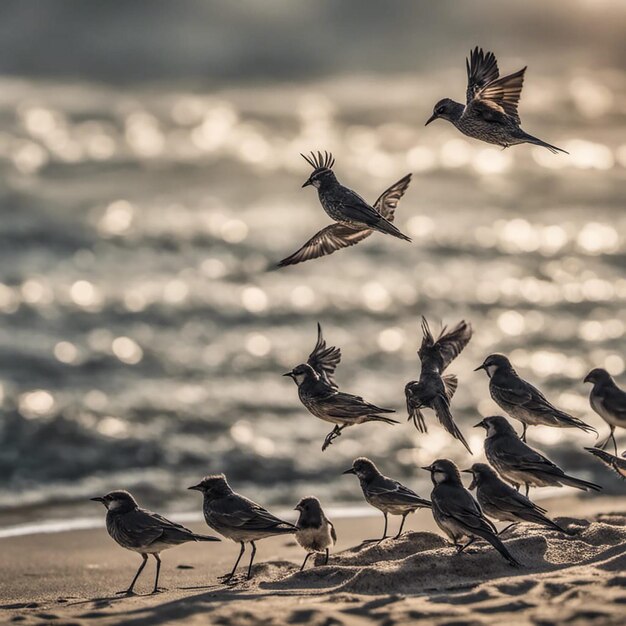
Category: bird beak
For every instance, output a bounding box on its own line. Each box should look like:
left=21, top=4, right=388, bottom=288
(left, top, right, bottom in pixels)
left=583, top=373, right=591, bottom=383
left=474, top=420, right=486, bottom=429
left=474, top=364, right=486, bottom=372
left=283, top=371, right=295, bottom=379
left=90, top=496, right=105, bottom=503
left=421, top=465, right=433, bottom=472
left=294, top=505, right=302, bottom=511
left=424, top=114, right=437, bottom=126
left=342, top=468, right=356, bottom=475
left=187, top=484, right=201, bottom=491
left=302, top=179, right=312, bottom=188
left=461, top=469, right=473, bottom=474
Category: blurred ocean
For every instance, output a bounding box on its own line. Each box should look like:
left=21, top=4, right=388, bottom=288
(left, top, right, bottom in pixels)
left=0, top=0, right=624, bottom=521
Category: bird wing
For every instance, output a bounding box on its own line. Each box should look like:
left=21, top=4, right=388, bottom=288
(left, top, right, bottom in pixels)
left=336, top=187, right=388, bottom=226
left=368, top=475, right=431, bottom=507
left=491, top=375, right=545, bottom=410
left=277, top=223, right=373, bottom=267
left=472, top=68, right=526, bottom=124
left=466, top=47, right=500, bottom=104
left=434, top=484, right=496, bottom=533
left=604, top=385, right=626, bottom=420
left=485, top=482, right=547, bottom=516
left=328, top=519, right=338, bottom=544
left=418, top=318, right=472, bottom=372
left=307, top=323, right=342, bottom=389
left=494, top=436, right=560, bottom=474
left=114, top=508, right=196, bottom=548
left=372, top=174, right=412, bottom=221
left=210, top=496, right=294, bottom=532
left=405, top=381, right=428, bottom=433
left=317, top=390, right=392, bottom=419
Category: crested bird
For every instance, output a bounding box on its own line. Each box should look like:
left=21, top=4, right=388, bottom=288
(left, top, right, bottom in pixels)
left=475, top=415, right=602, bottom=496
left=475, top=353, right=597, bottom=442
left=284, top=323, right=398, bottom=451
left=188, top=474, right=296, bottom=582
left=278, top=151, right=411, bottom=267
left=343, top=457, right=431, bottom=541
left=405, top=317, right=473, bottom=453
left=91, top=490, right=220, bottom=595
left=425, top=46, right=567, bottom=153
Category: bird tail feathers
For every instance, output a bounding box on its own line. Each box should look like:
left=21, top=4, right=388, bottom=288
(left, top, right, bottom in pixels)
left=559, top=474, right=602, bottom=492
left=475, top=528, right=520, bottom=567
left=366, top=415, right=400, bottom=425
left=520, top=132, right=568, bottom=154
left=373, top=216, right=412, bottom=242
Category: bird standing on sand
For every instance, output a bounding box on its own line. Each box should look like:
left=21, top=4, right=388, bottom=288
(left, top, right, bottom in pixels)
left=91, top=490, right=220, bottom=595
left=278, top=151, right=411, bottom=267
left=405, top=317, right=473, bottom=453
left=463, top=463, right=571, bottom=535
left=425, top=47, right=567, bottom=153
left=294, top=496, right=337, bottom=571
left=585, top=448, right=626, bottom=480
left=475, top=415, right=602, bottom=496
left=343, top=457, right=431, bottom=541
left=422, top=459, right=519, bottom=567
left=584, top=368, right=626, bottom=455
left=188, top=474, right=296, bottom=582
left=475, top=353, right=597, bottom=441
left=284, top=323, right=398, bottom=451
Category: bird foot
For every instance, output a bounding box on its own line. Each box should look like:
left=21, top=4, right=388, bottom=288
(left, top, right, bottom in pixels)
left=116, top=590, right=136, bottom=596
left=151, top=587, right=166, bottom=595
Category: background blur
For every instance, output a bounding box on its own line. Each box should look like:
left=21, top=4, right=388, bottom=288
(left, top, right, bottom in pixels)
left=0, top=0, right=625, bottom=524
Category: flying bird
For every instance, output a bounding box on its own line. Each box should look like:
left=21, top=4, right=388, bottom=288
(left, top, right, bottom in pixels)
left=584, top=368, right=626, bottom=455
left=463, top=463, right=572, bottom=535
left=91, top=490, right=220, bottom=595
left=405, top=317, right=473, bottom=453
left=475, top=353, right=597, bottom=441
left=188, top=474, right=296, bottom=582
left=277, top=151, right=411, bottom=267
left=422, top=459, right=519, bottom=567
left=425, top=47, right=567, bottom=153
left=343, top=457, right=431, bottom=541
left=294, top=496, right=337, bottom=571
left=475, top=415, right=602, bottom=496
left=284, top=323, right=398, bottom=451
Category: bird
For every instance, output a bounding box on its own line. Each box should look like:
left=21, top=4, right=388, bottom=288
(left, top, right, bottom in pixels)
left=585, top=448, right=626, bottom=480
left=425, top=47, right=567, bottom=153
left=91, top=490, right=220, bottom=595
left=188, top=474, right=296, bottom=582
left=463, top=463, right=571, bottom=535
left=475, top=353, right=597, bottom=442
left=343, top=457, right=431, bottom=541
left=422, top=459, right=519, bottom=567
left=405, top=317, right=473, bottom=453
left=475, top=415, right=602, bottom=496
left=584, top=368, right=626, bottom=455
left=294, top=496, right=337, bottom=571
left=277, top=151, right=411, bottom=267
left=284, top=323, right=398, bottom=451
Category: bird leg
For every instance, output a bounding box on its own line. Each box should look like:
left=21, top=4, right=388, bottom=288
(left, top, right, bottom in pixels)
left=299, top=552, right=312, bottom=572
left=118, top=553, right=148, bottom=595
left=246, top=541, right=257, bottom=580
left=363, top=512, right=388, bottom=543
left=151, top=554, right=162, bottom=594
left=322, top=425, right=345, bottom=451
left=498, top=523, right=518, bottom=537
left=324, top=548, right=329, bottom=565
left=524, top=483, right=530, bottom=498
left=597, top=427, right=617, bottom=455
left=394, top=513, right=408, bottom=539
left=457, top=538, right=477, bottom=553
left=521, top=423, right=528, bottom=442
left=221, top=542, right=245, bottom=583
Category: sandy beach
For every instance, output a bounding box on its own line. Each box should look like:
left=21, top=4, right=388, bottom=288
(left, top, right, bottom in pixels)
left=2, top=494, right=625, bottom=625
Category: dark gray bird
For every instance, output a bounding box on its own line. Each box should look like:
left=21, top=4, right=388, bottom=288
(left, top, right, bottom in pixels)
left=584, top=368, right=626, bottom=455
left=91, top=490, right=220, bottom=595
left=463, top=462, right=571, bottom=535
left=422, top=459, right=519, bottom=567
left=294, top=496, right=337, bottom=571
left=585, top=448, right=626, bottom=480
left=278, top=154, right=412, bottom=267
left=188, top=474, right=296, bottom=582
left=425, top=47, right=567, bottom=154
left=405, top=317, right=473, bottom=453
left=475, top=353, right=597, bottom=442
left=284, top=323, right=398, bottom=451
left=475, top=415, right=602, bottom=496
left=343, top=457, right=431, bottom=541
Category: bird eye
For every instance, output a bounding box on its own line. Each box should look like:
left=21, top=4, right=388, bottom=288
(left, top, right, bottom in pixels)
left=436, top=107, right=445, bottom=115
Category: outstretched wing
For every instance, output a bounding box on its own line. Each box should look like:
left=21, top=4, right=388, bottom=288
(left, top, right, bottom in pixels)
left=308, top=323, right=341, bottom=389
left=418, top=318, right=472, bottom=372
left=473, top=68, right=526, bottom=124
left=372, top=174, right=412, bottom=220
left=277, top=223, right=372, bottom=267
left=466, top=47, right=500, bottom=104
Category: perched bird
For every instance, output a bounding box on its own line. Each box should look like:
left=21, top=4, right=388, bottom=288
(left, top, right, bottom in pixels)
left=277, top=151, right=411, bottom=267
left=475, top=415, right=602, bottom=496
left=405, top=317, right=473, bottom=453
left=294, top=496, right=337, bottom=571
left=284, top=323, right=398, bottom=451
left=584, top=368, right=626, bottom=455
left=422, top=459, right=519, bottom=567
left=585, top=448, right=626, bottom=480
left=91, top=490, right=220, bottom=595
left=475, top=353, right=597, bottom=441
left=425, top=47, right=567, bottom=153
left=463, top=463, right=571, bottom=535
left=188, top=474, right=296, bottom=582
left=343, top=457, right=431, bottom=541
